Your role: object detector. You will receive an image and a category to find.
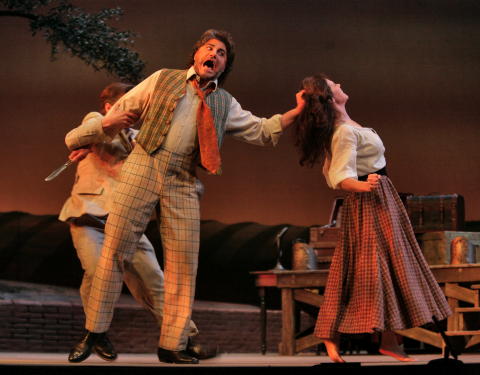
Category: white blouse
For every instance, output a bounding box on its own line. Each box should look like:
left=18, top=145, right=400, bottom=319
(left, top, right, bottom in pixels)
left=323, top=123, right=386, bottom=189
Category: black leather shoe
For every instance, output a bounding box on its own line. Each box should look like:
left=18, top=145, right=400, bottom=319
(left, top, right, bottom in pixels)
left=186, top=338, right=218, bottom=360
left=68, top=331, right=102, bottom=363
left=157, top=347, right=199, bottom=364
left=94, top=333, right=117, bottom=361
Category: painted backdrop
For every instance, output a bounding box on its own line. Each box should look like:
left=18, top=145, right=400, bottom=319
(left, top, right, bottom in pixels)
left=1, top=0, right=479, bottom=226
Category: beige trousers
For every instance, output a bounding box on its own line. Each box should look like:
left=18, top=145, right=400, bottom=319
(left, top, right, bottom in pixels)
left=85, top=144, right=202, bottom=350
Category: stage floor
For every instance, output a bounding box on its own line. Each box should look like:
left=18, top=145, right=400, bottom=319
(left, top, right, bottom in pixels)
left=1, top=352, right=479, bottom=370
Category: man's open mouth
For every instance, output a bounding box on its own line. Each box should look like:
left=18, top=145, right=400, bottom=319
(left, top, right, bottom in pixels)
left=203, top=60, right=215, bottom=69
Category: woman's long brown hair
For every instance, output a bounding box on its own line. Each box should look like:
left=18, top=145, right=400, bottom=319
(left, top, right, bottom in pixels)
left=295, top=74, right=336, bottom=167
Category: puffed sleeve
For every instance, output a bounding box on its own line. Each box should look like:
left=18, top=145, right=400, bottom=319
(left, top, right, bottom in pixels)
left=327, top=125, right=358, bottom=189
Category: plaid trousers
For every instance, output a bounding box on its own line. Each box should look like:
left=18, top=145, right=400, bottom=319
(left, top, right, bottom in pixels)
left=85, top=144, right=201, bottom=351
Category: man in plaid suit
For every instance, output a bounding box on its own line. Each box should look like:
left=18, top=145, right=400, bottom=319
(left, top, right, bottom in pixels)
left=63, top=83, right=204, bottom=363
left=69, top=29, right=305, bottom=364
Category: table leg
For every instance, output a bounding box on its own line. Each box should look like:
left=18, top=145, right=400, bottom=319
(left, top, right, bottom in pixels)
left=280, top=288, right=295, bottom=355
left=258, top=286, right=267, bottom=355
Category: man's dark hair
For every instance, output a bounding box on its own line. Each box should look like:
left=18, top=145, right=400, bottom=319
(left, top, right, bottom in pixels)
left=99, top=82, right=134, bottom=114
left=188, top=29, right=235, bottom=86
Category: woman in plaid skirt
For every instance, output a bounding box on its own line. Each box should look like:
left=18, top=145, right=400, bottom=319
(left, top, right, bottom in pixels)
left=294, top=75, right=451, bottom=363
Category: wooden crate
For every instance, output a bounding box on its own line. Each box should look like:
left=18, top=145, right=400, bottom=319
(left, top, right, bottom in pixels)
left=418, top=231, right=480, bottom=265
left=309, top=227, right=339, bottom=268
left=308, top=198, right=343, bottom=268
left=406, top=194, right=465, bottom=232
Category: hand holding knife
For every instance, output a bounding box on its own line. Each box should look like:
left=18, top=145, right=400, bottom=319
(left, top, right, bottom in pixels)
left=44, top=148, right=91, bottom=182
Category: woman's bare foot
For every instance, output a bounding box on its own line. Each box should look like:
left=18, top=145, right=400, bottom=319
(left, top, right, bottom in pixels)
left=323, top=339, right=345, bottom=363
left=379, top=348, right=416, bottom=362
left=379, top=332, right=416, bottom=362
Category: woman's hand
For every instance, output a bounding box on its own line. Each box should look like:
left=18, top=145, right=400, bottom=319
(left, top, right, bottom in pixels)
left=339, top=174, right=381, bottom=192
left=366, top=173, right=381, bottom=190
left=358, top=174, right=381, bottom=192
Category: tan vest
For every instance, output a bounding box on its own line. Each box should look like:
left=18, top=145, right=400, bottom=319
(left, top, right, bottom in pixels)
left=136, top=69, right=232, bottom=154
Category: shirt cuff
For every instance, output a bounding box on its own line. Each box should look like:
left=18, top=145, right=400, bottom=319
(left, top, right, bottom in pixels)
left=267, top=114, right=283, bottom=133
left=82, top=115, right=114, bottom=144
left=264, top=114, right=283, bottom=146
left=96, top=119, right=114, bottom=143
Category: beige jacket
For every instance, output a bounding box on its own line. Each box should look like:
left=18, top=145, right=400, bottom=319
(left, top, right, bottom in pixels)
left=59, top=112, right=136, bottom=221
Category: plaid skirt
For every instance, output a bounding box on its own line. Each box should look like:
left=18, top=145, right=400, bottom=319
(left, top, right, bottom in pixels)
left=314, top=176, right=451, bottom=339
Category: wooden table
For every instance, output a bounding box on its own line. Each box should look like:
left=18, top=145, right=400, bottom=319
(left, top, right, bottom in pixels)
left=252, top=270, right=328, bottom=355
left=252, top=264, right=480, bottom=356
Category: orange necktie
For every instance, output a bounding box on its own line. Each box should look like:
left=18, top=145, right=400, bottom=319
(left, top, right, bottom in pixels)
left=191, top=79, right=222, bottom=175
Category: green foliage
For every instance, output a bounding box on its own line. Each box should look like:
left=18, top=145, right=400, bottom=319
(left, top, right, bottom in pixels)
left=0, top=0, right=145, bottom=83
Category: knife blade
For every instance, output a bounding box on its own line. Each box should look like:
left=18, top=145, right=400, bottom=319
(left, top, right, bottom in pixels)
left=44, top=159, right=73, bottom=182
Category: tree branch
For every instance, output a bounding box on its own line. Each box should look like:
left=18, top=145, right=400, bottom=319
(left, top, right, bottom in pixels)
left=0, top=2, right=145, bottom=83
